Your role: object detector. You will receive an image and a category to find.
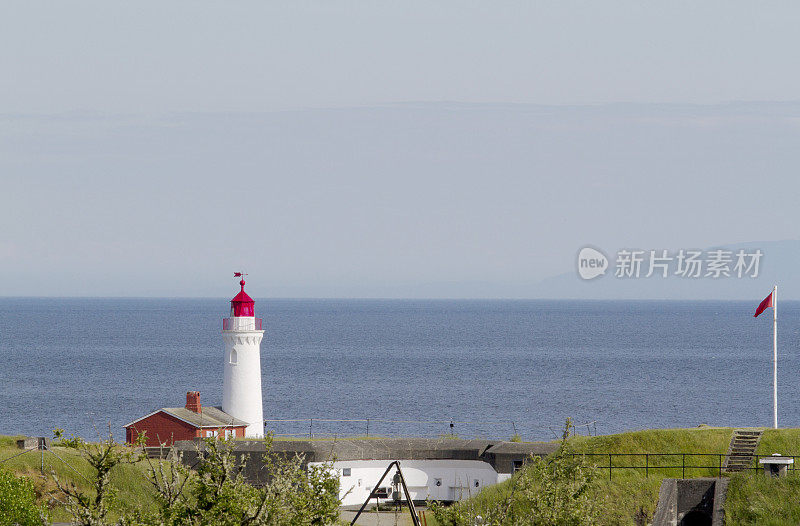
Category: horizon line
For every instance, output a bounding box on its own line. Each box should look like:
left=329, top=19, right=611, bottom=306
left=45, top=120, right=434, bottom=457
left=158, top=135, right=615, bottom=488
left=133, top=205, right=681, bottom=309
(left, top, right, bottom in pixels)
left=0, top=295, right=790, bottom=302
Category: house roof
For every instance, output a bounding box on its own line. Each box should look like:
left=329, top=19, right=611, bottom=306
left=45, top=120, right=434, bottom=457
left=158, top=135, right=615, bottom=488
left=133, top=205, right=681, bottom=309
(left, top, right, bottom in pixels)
left=124, top=405, right=248, bottom=429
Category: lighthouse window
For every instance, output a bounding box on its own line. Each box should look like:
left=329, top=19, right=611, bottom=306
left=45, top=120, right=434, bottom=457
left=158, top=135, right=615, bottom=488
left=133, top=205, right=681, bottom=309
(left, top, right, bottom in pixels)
left=229, top=349, right=238, bottom=365
left=342, top=468, right=351, bottom=477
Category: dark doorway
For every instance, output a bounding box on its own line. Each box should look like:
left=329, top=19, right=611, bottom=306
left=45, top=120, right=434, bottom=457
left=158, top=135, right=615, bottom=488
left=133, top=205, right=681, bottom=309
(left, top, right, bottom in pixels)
left=680, top=510, right=712, bottom=526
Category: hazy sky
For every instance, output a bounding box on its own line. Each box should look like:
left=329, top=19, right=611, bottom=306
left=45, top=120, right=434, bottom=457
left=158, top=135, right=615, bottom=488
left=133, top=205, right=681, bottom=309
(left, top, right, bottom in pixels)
left=3, top=1, right=800, bottom=112
left=2, top=2, right=800, bottom=297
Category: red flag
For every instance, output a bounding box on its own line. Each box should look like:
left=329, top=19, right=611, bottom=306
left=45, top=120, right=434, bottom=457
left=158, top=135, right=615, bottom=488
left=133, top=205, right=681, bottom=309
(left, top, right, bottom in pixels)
left=754, top=291, right=774, bottom=317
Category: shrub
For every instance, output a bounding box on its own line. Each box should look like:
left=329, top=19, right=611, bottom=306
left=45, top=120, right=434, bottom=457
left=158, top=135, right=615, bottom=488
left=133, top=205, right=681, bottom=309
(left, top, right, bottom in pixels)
left=431, top=419, right=601, bottom=525
left=0, top=467, right=48, bottom=526
left=144, top=434, right=340, bottom=525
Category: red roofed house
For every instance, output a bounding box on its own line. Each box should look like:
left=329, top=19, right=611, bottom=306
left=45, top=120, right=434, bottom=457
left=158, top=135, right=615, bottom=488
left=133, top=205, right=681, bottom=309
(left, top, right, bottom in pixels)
left=124, top=391, right=247, bottom=446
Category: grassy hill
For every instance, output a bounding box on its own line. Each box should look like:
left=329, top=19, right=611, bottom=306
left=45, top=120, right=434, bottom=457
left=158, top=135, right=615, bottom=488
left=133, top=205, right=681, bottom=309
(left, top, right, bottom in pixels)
left=4, top=428, right=800, bottom=524
left=436, top=427, right=800, bottom=526
left=0, top=435, right=157, bottom=522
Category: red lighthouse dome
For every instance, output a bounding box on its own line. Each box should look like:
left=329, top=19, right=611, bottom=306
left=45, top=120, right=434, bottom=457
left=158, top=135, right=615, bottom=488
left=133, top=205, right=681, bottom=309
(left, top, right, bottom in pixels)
left=230, top=279, right=255, bottom=317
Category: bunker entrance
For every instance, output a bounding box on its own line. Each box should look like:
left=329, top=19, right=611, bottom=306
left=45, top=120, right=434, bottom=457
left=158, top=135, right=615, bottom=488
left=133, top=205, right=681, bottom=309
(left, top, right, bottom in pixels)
left=652, top=478, right=728, bottom=526
left=680, top=510, right=712, bottom=526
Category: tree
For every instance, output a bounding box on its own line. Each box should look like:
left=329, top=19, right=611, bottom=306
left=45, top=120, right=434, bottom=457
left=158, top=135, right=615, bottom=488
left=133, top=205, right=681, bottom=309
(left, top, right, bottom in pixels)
left=51, top=428, right=144, bottom=526
left=0, top=467, right=48, bottom=526
left=431, top=419, right=601, bottom=526
left=144, top=433, right=340, bottom=526
left=50, top=428, right=340, bottom=526
left=509, top=436, right=600, bottom=525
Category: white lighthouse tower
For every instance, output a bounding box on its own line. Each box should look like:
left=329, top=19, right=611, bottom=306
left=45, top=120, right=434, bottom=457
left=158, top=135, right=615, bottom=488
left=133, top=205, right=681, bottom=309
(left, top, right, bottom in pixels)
left=222, top=275, right=265, bottom=437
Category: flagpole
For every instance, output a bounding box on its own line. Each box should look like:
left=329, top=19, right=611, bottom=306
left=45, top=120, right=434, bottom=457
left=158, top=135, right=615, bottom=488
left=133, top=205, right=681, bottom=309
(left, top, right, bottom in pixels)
left=773, top=284, right=778, bottom=429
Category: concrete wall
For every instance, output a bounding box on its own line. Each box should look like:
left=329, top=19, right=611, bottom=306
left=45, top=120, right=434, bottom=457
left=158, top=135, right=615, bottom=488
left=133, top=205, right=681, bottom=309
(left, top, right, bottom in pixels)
left=652, top=478, right=729, bottom=526
left=173, top=437, right=557, bottom=487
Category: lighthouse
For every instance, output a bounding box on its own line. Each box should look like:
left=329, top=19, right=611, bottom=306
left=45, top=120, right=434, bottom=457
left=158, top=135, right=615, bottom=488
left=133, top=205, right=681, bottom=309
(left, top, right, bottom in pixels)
left=222, top=275, right=265, bottom=437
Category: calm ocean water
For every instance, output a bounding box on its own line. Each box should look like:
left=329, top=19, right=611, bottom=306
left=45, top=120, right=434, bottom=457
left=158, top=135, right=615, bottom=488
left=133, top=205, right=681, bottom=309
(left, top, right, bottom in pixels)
left=1, top=298, right=798, bottom=442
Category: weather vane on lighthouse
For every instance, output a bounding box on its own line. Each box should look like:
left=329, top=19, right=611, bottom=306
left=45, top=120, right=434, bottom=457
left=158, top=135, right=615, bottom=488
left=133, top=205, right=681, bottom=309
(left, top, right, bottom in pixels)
left=233, top=271, right=248, bottom=280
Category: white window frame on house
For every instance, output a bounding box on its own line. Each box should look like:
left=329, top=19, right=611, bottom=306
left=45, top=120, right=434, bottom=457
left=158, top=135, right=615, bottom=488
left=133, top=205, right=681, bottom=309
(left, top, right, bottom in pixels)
left=224, top=429, right=235, bottom=439
left=205, top=429, right=219, bottom=438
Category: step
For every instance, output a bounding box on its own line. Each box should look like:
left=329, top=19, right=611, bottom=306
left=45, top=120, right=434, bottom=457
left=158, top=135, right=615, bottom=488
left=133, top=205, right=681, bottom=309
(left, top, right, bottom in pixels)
left=722, top=429, right=763, bottom=473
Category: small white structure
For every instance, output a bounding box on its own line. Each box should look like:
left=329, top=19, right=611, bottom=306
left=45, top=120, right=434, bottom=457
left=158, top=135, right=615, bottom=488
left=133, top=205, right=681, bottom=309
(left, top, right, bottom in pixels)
left=759, top=454, right=794, bottom=477
left=309, top=459, right=502, bottom=507
left=222, top=277, right=265, bottom=437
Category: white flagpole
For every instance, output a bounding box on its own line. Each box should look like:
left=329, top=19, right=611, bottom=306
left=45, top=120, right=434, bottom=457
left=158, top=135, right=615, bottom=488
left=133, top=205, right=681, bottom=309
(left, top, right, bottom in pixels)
left=773, top=284, right=778, bottom=429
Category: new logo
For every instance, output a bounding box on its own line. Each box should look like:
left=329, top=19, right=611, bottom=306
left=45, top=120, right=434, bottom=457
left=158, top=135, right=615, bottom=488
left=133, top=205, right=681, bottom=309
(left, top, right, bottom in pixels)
left=577, top=247, right=608, bottom=280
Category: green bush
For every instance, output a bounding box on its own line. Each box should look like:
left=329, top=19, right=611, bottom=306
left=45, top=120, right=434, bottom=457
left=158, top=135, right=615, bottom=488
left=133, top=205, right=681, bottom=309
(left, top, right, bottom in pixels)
left=140, top=435, right=340, bottom=525
left=0, top=467, right=47, bottom=526
left=431, top=436, right=600, bottom=525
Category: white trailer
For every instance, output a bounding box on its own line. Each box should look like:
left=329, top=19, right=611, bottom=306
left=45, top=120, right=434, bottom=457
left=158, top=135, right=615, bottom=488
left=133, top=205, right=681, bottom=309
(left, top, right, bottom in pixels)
left=308, top=459, right=502, bottom=507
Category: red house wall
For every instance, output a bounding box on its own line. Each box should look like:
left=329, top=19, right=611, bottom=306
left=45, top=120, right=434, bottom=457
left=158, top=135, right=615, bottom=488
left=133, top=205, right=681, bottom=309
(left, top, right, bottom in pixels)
left=126, top=412, right=200, bottom=447
left=125, top=411, right=247, bottom=446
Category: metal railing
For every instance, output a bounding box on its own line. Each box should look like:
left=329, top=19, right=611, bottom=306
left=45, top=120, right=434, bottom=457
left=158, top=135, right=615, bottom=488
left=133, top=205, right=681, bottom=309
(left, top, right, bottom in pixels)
left=265, top=418, right=520, bottom=439
left=222, top=317, right=263, bottom=331
left=263, top=417, right=598, bottom=441
left=549, top=421, right=597, bottom=439
left=574, top=453, right=800, bottom=480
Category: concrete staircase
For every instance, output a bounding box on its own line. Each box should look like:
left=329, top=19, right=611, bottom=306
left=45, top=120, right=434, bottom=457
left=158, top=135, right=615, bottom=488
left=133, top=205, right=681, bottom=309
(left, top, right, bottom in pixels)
left=722, top=429, right=763, bottom=473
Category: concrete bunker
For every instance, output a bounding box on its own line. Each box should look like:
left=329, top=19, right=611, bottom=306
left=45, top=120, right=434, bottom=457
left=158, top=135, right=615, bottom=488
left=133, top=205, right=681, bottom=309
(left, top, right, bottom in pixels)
left=173, top=437, right=558, bottom=492
left=652, top=478, right=729, bottom=526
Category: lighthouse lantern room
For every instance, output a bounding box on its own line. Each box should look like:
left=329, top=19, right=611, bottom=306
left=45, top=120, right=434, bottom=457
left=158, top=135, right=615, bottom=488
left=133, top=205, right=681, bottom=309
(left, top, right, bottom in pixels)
left=222, top=274, right=265, bottom=437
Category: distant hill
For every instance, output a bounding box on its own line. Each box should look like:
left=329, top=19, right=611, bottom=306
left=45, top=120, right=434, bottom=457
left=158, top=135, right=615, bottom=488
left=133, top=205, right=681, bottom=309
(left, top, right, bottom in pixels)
left=532, top=239, right=800, bottom=300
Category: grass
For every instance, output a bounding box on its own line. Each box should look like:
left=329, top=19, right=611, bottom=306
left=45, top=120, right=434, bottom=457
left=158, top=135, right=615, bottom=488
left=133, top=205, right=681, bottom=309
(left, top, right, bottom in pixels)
left=570, top=426, right=734, bottom=479
left=7, top=427, right=800, bottom=524
left=435, top=426, right=800, bottom=525
left=726, top=472, right=800, bottom=525
left=756, top=427, right=800, bottom=456
left=569, top=427, right=733, bottom=524
left=571, top=427, right=772, bottom=525
left=0, top=435, right=160, bottom=522
left=722, top=427, right=800, bottom=525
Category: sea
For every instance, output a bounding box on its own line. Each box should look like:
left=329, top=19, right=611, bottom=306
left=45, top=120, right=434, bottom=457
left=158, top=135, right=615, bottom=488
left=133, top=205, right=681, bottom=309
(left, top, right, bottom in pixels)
left=1, top=298, right=797, bottom=442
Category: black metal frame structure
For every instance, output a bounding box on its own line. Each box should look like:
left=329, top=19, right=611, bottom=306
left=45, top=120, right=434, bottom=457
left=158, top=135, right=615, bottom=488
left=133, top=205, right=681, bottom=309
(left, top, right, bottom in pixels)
left=349, top=460, right=421, bottom=526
